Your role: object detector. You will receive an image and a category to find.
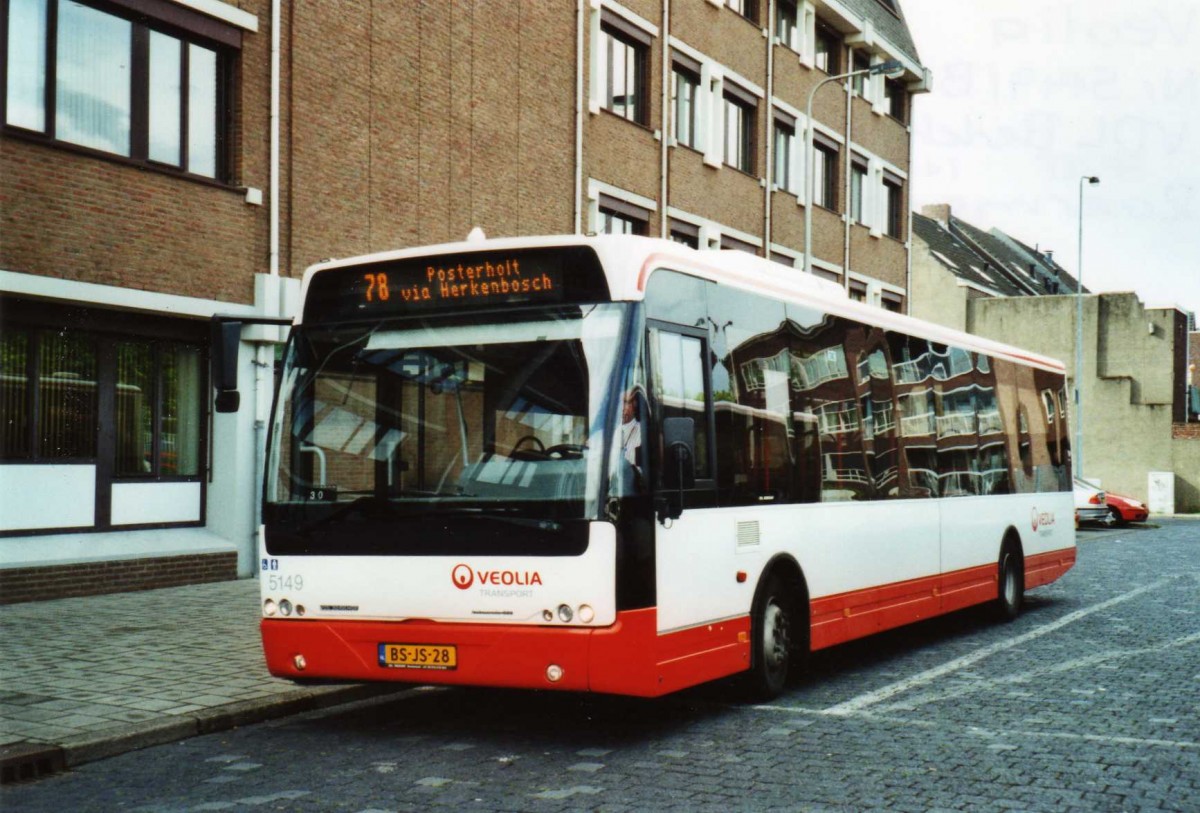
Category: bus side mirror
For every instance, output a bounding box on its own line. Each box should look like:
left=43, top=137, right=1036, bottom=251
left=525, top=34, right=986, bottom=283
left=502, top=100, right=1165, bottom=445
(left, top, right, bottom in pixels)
left=211, top=319, right=242, bottom=413
left=658, top=417, right=696, bottom=522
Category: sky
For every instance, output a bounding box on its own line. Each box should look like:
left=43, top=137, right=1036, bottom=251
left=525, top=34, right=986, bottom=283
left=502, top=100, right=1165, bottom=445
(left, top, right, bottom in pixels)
left=901, top=0, right=1200, bottom=319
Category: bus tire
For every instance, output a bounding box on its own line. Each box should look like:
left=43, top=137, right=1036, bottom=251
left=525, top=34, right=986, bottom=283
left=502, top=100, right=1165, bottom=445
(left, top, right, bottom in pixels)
left=995, top=539, right=1024, bottom=622
left=747, top=573, right=795, bottom=700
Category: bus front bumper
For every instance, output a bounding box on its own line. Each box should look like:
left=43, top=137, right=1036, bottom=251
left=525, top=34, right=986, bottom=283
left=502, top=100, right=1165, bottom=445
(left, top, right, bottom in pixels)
left=261, top=609, right=751, bottom=697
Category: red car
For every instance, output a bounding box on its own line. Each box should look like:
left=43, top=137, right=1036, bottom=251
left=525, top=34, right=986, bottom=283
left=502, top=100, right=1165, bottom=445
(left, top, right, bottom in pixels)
left=1105, top=491, right=1150, bottom=525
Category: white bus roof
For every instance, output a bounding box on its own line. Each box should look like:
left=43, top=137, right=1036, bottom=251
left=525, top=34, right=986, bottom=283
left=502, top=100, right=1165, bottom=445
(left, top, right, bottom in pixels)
left=300, top=233, right=1065, bottom=374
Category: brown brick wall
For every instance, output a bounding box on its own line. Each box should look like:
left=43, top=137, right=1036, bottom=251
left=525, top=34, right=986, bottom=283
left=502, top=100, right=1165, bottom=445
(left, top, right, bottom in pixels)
left=0, top=141, right=266, bottom=305
left=850, top=228, right=907, bottom=289
left=0, top=0, right=272, bottom=303
left=850, top=96, right=910, bottom=169
left=287, top=1, right=576, bottom=276
left=1174, top=423, right=1200, bottom=440
left=0, top=552, right=238, bottom=605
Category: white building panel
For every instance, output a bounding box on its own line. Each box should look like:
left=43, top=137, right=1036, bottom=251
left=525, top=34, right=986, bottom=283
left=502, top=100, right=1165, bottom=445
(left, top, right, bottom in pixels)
left=111, top=482, right=202, bottom=526
left=0, top=465, right=95, bottom=531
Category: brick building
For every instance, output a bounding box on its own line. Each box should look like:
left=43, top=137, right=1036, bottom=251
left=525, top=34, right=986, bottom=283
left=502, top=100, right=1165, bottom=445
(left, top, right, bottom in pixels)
left=1, top=0, right=929, bottom=601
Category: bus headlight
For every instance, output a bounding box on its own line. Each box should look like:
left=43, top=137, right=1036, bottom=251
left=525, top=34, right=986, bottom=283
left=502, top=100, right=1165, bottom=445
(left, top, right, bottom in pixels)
left=542, top=609, right=554, bottom=622
left=263, top=599, right=277, bottom=617
left=578, top=605, right=595, bottom=624
left=557, top=604, right=573, bottom=623
left=279, top=599, right=293, bottom=617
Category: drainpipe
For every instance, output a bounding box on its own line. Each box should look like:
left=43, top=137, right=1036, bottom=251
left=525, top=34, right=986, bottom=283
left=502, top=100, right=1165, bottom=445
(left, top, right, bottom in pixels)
left=270, top=0, right=281, bottom=279
left=763, top=1, right=775, bottom=254
left=842, top=63, right=852, bottom=294
left=660, top=0, right=670, bottom=237
left=575, top=0, right=585, bottom=234
left=252, top=0, right=283, bottom=565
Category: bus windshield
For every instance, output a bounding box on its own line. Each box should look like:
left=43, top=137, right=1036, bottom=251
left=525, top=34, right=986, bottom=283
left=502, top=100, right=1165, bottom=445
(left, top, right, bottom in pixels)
left=266, top=304, right=629, bottom=540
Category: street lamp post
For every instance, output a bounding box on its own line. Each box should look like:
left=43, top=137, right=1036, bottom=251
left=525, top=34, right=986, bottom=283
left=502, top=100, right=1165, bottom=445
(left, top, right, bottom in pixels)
left=803, top=59, right=904, bottom=277
left=1075, top=175, right=1100, bottom=480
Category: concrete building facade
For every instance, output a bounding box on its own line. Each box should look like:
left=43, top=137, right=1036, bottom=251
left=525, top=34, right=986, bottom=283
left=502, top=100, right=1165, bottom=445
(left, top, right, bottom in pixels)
left=910, top=206, right=1198, bottom=513
left=1, top=0, right=930, bottom=601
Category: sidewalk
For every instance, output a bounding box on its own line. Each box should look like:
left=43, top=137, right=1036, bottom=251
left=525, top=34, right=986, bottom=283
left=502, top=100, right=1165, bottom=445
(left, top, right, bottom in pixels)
left=0, top=578, right=405, bottom=783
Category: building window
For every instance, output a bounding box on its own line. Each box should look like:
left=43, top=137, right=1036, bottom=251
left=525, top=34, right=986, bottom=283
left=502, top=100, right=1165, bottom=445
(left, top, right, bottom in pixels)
left=770, top=252, right=795, bottom=268
left=881, top=290, right=905, bottom=313
left=721, top=234, right=758, bottom=255
left=1, top=328, right=97, bottom=460
left=812, top=135, right=839, bottom=210
left=885, top=78, right=908, bottom=123
left=0, top=323, right=202, bottom=474
left=773, top=116, right=795, bottom=192
left=776, top=0, right=799, bottom=50
left=848, top=279, right=868, bottom=303
left=850, top=51, right=871, bottom=96
left=598, top=193, right=650, bottom=236
left=724, top=84, right=756, bottom=174
left=598, top=15, right=650, bottom=125
left=728, top=0, right=758, bottom=23
left=815, top=22, right=841, bottom=74
left=115, top=341, right=203, bottom=476
left=669, top=218, right=700, bottom=248
left=884, top=173, right=904, bottom=238
left=671, top=57, right=700, bottom=149
left=850, top=156, right=868, bottom=224
left=4, top=0, right=232, bottom=180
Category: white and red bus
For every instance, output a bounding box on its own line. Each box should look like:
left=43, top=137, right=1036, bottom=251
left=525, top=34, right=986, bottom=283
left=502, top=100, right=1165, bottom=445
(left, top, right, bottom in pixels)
left=253, top=234, right=1075, bottom=698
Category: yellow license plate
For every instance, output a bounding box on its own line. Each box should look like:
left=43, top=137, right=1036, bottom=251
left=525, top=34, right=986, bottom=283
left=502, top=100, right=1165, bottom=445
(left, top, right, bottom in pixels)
left=378, top=643, right=457, bottom=670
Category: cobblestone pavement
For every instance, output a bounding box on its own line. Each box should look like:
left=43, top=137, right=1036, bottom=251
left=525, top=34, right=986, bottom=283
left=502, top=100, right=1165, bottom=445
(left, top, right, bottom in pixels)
left=0, top=578, right=400, bottom=768
left=3, top=519, right=1198, bottom=812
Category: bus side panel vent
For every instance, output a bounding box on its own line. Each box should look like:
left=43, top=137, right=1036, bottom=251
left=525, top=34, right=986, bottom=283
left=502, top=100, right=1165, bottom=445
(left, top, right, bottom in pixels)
left=736, top=520, right=761, bottom=548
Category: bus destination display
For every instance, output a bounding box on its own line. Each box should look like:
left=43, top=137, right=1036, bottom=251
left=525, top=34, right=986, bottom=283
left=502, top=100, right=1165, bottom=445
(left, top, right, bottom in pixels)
left=303, top=246, right=609, bottom=321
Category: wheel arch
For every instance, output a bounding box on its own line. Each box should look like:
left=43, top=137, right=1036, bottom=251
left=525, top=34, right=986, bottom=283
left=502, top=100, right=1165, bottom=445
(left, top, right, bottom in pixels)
left=1000, top=525, right=1025, bottom=564
left=750, top=554, right=811, bottom=657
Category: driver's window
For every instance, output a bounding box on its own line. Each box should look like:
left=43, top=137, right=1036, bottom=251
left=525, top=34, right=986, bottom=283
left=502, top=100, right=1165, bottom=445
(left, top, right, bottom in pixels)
left=649, top=327, right=710, bottom=479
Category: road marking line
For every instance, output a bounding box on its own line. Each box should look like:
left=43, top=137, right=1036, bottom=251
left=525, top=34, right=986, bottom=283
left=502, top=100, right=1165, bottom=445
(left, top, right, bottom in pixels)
left=822, top=575, right=1179, bottom=716
left=871, top=629, right=1200, bottom=713
left=748, top=705, right=1199, bottom=750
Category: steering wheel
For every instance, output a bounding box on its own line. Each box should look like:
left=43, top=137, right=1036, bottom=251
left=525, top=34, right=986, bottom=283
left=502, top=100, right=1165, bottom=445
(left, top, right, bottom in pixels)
left=545, top=443, right=586, bottom=460
left=509, top=435, right=546, bottom=460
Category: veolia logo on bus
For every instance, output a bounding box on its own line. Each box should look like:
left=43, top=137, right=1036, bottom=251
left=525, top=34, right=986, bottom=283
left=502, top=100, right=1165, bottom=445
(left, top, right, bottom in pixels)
left=451, top=564, right=474, bottom=590
left=451, top=564, right=544, bottom=590
left=1031, top=507, right=1056, bottom=533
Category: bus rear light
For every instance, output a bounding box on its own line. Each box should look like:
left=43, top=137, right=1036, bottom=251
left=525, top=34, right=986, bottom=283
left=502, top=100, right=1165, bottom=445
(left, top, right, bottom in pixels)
left=279, top=599, right=293, bottom=617
left=557, top=604, right=574, bottom=623
left=546, top=664, right=564, bottom=683
left=578, top=605, right=595, bottom=624
left=293, top=654, right=307, bottom=671
left=263, top=599, right=278, bottom=617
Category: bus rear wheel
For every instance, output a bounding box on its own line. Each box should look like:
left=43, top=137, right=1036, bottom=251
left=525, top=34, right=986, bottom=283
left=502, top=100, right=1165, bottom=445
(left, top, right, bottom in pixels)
left=995, top=541, right=1024, bottom=622
left=748, top=575, right=793, bottom=700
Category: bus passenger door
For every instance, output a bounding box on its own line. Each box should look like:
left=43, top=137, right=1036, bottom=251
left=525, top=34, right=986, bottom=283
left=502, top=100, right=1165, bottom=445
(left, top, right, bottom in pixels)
left=647, top=325, right=735, bottom=634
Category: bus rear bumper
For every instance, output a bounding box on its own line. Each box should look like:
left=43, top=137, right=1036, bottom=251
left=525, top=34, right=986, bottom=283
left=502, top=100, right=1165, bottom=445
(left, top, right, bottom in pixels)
left=261, top=609, right=751, bottom=697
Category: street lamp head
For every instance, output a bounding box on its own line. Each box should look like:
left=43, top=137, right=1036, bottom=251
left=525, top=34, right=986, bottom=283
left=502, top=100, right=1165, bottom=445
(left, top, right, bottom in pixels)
left=871, top=59, right=905, bottom=78
left=1085, top=176, right=1100, bottom=185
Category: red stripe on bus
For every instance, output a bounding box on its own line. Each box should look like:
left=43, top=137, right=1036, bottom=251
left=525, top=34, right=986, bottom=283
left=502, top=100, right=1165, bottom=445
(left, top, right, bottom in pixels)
left=261, top=547, right=1074, bottom=696
left=810, top=548, right=1075, bottom=650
